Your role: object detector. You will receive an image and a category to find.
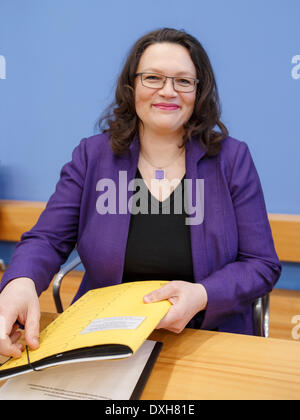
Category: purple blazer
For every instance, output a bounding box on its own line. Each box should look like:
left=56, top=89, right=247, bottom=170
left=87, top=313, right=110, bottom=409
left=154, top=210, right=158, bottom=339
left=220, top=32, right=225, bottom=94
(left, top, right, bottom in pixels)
left=0, top=133, right=281, bottom=334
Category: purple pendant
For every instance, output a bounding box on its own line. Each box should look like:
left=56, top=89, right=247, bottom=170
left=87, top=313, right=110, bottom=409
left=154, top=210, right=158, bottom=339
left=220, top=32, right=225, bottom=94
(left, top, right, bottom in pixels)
left=155, top=169, right=165, bottom=180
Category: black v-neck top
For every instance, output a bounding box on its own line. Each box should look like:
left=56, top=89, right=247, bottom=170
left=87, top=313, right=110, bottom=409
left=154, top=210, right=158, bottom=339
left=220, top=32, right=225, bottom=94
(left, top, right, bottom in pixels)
left=122, top=169, right=194, bottom=283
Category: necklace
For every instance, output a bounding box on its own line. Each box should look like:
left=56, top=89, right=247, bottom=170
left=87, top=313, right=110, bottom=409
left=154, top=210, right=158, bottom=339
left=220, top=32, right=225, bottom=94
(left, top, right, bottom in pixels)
left=140, top=147, right=185, bottom=180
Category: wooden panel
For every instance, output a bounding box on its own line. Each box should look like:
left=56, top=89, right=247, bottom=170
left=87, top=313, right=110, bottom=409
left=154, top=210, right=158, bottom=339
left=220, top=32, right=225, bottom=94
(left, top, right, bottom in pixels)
left=269, top=214, right=300, bottom=262
left=0, top=200, right=300, bottom=263
left=0, top=200, right=46, bottom=241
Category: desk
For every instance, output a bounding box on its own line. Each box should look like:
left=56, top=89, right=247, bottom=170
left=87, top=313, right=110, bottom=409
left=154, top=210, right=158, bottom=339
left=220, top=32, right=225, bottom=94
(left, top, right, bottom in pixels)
left=1, top=312, right=300, bottom=400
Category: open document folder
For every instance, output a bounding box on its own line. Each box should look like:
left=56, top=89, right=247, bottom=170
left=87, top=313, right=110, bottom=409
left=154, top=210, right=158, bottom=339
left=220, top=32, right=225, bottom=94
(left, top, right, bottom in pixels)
left=0, top=340, right=162, bottom=400
left=0, top=281, right=171, bottom=381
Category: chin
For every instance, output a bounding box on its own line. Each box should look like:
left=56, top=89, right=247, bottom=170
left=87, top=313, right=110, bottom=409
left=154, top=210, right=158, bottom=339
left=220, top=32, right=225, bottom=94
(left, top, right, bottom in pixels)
left=153, top=124, right=181, bottom=134
left=151, top=118, right=182, bottom=133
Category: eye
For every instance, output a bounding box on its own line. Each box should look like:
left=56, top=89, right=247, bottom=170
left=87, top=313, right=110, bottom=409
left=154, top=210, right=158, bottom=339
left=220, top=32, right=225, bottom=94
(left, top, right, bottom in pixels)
left=143, top=74, right=163, bottom=82
left=175, top=78, right=193, bottom=86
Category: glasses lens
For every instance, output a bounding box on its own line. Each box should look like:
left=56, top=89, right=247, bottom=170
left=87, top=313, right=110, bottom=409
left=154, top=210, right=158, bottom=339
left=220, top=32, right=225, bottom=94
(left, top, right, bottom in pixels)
left=174, top=77, right=195, bottom=92
left=141, top=73, right=165, bottom=88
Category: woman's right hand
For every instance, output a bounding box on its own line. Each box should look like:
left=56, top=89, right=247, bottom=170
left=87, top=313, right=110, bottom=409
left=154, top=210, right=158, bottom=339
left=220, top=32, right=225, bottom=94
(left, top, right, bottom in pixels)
left=0, top=277, right=40, bottom=358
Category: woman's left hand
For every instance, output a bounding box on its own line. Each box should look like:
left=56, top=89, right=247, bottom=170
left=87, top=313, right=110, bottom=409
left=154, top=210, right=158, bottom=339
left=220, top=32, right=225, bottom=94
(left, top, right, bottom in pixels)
left=143, top=281, right=208, bottom=333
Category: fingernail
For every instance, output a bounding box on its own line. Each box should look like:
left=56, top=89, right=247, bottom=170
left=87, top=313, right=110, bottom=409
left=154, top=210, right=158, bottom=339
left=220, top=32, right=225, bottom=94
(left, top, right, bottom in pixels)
left=144, top=295, right=151, bottom=303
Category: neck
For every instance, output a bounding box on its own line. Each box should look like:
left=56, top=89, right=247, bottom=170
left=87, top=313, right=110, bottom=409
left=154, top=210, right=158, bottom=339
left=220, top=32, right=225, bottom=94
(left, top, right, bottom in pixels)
left=138, top=126, right=185, bottom=162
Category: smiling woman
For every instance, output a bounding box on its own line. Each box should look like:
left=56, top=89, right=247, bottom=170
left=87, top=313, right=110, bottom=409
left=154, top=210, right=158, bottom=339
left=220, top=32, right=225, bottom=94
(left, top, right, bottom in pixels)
left=0, top=28, right=281, bottom=359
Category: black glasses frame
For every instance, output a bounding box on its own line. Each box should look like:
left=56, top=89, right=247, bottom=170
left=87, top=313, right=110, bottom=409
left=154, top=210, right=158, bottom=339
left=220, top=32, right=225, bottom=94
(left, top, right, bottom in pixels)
left=136, top=72, right=199, bottom=93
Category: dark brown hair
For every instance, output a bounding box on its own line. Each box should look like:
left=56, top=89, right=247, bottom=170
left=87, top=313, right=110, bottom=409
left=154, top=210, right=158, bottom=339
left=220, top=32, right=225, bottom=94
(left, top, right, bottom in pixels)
left=97, top=28, right=228, bottom=156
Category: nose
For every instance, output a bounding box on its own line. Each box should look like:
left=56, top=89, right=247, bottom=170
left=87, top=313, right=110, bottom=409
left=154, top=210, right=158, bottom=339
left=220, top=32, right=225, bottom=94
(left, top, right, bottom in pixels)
left=158, top=77, right=177, bottom=97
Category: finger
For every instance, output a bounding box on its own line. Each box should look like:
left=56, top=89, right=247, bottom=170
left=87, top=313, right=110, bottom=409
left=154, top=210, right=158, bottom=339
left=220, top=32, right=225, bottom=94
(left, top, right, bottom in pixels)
left=24, top=302, right=40, bottom=350
left=155, top=303, right=180, bottom=329
left=155, top=298, right=187, bottom=333
left=15, top=343, right=24, bottom=352
left=168, top=297, right=177, bottom=305
left=157, top=316, right=185, bottom=333
left=0, top=335, right=22, bottom=358
left=0, top=315, right=22, bottom=358
left=144, top=283, right=176, bottom=303
left=10, top=329, right=22, bottom=344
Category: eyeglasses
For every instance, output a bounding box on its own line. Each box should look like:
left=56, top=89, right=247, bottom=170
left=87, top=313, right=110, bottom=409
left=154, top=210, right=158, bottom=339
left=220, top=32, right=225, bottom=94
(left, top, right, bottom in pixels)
left=136, top=72, right=199, bottom=93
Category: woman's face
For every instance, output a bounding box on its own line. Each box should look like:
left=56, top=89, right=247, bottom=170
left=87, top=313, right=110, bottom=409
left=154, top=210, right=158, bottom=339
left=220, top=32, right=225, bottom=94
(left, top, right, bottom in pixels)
left=134, top=42, right=197, bottom=137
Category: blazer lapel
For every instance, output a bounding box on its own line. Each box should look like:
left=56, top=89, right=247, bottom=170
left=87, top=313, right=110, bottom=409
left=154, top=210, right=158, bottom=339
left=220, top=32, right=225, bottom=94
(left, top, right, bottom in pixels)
left=107, top=136, right=140, bottom=285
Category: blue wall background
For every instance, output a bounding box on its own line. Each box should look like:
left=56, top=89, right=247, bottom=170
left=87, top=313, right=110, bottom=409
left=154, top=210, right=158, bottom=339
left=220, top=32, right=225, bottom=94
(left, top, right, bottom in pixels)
left=0, top=0, right=299, bottom=289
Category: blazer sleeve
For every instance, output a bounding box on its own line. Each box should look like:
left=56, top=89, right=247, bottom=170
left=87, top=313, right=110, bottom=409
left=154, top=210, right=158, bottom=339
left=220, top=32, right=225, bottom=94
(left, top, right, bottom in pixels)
left=200, top=141, right=281, bottom=330
left=0, top=138, right=87, bottom=296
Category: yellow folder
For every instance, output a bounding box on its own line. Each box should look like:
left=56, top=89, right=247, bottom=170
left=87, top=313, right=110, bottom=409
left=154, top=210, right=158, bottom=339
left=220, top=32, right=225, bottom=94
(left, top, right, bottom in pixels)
left=0, top=281, right=171, bottom=379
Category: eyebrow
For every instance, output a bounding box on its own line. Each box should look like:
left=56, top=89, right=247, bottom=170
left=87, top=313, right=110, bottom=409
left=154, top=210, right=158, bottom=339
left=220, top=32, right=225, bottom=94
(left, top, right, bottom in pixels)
left=141, top=68, right=196, bottom=77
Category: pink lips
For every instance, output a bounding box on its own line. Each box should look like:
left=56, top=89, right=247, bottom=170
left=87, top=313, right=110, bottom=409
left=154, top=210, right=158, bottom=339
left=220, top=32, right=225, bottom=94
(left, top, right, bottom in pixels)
left=153, top=103, right=180, bottom=111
